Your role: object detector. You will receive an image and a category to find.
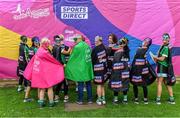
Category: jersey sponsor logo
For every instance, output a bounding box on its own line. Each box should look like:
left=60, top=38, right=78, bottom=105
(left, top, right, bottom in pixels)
left=113, top=63, right=124, bottom=70
left=111, top=81, right=122, bottom=88
left=132, top=76, right=143, bottom=82
left=135, top=59, right=145, bottom=66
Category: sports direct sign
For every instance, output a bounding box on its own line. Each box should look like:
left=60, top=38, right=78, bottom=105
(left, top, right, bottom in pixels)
left=61, top=6, right=88, bottom=19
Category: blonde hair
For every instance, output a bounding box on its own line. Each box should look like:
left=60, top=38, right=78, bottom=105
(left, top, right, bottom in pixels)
left=95, top=36, right=103, bottom=42
left=40, top=37, right=50, bottom=45
left=76, top=34, right=82, bottom=39
left=59, top=34, right=64, bottom=39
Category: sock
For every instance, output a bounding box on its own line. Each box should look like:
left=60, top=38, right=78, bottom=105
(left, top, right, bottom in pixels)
left=144, top=98, right=148, bottom=101
left=123, top=95, right=127, bottom=101
left=169, top=96, right=174, bottom=101
left=49, top=100, right=54, bottom=104
left=101, top=96, right=105, bottom=101
left=97, top=97, right=101, bottom=102
left=156, top=97, right=161, bottom=101
left=38, top=100, right=44, bottom=103
left=135, top=98, right=138, bottom=101
left=114, top=96, right=118, bottom=101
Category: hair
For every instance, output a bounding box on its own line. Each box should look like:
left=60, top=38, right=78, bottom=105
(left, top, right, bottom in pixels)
left=82, top=35, right=85, bottom=41
left=53, top=35, right=60, bottom=41
left=108, top=33, right=118, bottom=44
left=95, top=36, right=103, bottom=42
left=59, top=34, right=64, bottom=40
left=143, top=37, right=152, bottom=47
left=41, top=37, right=50, bottom=46
left=118, top=37, right=128, bottom=46
left=74, top=34, right=83, bottom=42
left=31, top=36, right=40, bottom=47
left=163, top=33, right=170, bottom=40
left=76, top=34, right=82, bottom=39
left=121, top=37, right=128, bottom=45
left=20, top=35, right=27, bottom=42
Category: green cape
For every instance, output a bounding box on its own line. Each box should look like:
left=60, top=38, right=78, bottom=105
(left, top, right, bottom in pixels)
left=65, top=41, right=94, bottom=82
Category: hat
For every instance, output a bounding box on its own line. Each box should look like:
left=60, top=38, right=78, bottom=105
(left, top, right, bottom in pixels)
left=32, top=36, right=40, bottom=43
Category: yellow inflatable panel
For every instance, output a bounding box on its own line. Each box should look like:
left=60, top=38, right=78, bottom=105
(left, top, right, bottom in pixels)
left=0, top=26, right=31, bottom=61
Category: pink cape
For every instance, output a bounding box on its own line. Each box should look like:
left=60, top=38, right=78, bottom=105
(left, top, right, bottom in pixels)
left=24, top=47, right=64, bottom=88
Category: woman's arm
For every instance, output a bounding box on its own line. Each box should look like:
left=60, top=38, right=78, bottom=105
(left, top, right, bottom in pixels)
left=153, top=56, right=166, bottom=62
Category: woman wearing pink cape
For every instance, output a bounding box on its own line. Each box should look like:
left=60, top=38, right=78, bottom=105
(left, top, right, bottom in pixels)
left=24, top=38, right=64, bottom=108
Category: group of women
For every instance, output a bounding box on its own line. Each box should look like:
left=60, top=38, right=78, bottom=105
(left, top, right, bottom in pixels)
left=16, top=33, right=176, bottom=108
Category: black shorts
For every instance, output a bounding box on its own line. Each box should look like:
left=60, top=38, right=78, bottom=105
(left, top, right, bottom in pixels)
left=157, top=64, right=168, bottom=78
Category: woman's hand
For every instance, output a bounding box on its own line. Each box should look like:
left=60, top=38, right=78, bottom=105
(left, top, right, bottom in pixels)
left=64, top=64, right=66, bottom=67
left=153, top=56, right=158, bottom=62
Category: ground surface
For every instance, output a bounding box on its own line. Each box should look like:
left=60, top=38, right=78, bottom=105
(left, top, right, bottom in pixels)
left=0, top=82, right=179, bottom=117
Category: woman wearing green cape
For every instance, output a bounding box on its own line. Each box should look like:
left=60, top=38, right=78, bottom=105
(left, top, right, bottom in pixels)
left=65, top=35, right=94, bottom=105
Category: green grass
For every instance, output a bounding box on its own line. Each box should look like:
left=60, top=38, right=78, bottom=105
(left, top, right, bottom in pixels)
left=0, top=82, right=180, bottom=117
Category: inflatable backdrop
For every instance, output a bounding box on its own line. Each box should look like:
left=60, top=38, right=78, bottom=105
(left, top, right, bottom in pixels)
left=0, top=0, right=180, bottom=79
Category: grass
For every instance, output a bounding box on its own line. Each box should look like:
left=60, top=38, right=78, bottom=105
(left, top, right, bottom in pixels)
left=0, top=82, right=180, bottom=117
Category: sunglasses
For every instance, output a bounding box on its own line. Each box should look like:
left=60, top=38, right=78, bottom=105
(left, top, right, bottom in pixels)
left=163, top=35, right=170, bottom=40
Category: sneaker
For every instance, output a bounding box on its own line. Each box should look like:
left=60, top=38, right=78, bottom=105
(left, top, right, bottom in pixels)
left=17, top=85, right=23, bottom=92
left=38, top=100, right=45, bottom=108
left=101, top=96, right=106, bottom=105
left=49, top=101, right=55, bottom=107
left=76, top=101, right=83, bottom=105
left=63, top=96, right=69, bottom=103
left=112, top=98, right=119, bottom=105
left=96, top=99, right=102, bottom=105
left=134, top=98, right=139, bottom=104
left=156, top=99, right=161, bottom=105
left=102, top=100, right=106, bottom=105
left=83, top=87, right=87, bottom=92
left=123, top=95, right=128, bottom=104
left=88, top=101, right=93, bottom=104
left=54, top=99, right=59, bottom=103
left=54, top=96, right=60, bottom=103
left=144, top=98, right=148, bottom=105
left=168, top=99, right=175, bottom=105
left=122, top=99, right=128, bottom=104
left=75, top=87, right=78, bottom=92
left=23, top=98, right=33, bottom=103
